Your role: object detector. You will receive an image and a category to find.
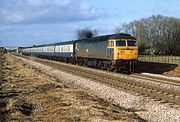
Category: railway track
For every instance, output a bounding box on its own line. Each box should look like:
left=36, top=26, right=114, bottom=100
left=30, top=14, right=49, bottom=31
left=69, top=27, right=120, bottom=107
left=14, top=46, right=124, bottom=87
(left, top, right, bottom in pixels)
left=130, top=73, right=180, bottom=87
left=12, top=53, right=180, bottom=106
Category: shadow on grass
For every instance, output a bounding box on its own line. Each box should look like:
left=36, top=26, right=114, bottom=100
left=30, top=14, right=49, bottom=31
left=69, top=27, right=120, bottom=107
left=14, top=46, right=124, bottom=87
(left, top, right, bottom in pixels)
left=135, top=61, right=178, bottom=74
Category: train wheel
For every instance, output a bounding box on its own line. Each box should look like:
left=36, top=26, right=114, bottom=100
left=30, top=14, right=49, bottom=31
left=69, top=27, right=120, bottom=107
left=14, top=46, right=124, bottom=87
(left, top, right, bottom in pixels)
left=107, top=64, right=114, bottom=71
left=131, top=62, right=135, bottom=72
left=114, top=65, right=118, bottom=72
left=100, top=62, right=105, bottom=70
left=83, top=59, right=87, bottom=67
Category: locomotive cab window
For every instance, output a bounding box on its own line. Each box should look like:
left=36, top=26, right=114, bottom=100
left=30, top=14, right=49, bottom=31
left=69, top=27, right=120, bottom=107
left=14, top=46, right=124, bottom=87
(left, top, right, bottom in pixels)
left=116, top=40, right=126, bottom=46
left=108, top=41, right=114, bottom=47
left=127, top=40, right=137, bottom=46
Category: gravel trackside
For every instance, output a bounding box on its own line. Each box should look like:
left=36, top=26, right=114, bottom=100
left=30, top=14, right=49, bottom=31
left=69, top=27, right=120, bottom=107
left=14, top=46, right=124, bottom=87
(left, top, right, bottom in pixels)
left=141, top=72, right=180, bottom=81
left=11, top=54, right=180, bottom=122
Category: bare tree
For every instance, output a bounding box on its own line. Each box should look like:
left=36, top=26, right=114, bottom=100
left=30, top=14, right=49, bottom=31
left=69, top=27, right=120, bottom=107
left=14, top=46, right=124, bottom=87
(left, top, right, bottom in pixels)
left=76, top=28, right=98, bottom=39
left=115, top=15, right=180, bottom=55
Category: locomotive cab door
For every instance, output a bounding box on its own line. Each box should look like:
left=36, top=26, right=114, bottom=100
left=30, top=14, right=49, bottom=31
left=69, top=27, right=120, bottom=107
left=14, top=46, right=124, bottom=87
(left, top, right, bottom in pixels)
left=107, top=40, right=114, bottom=60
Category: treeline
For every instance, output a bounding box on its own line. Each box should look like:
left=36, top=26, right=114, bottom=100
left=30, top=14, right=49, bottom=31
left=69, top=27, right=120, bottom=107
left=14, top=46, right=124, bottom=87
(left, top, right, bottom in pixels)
left=116, top=15, right=180, bottom=55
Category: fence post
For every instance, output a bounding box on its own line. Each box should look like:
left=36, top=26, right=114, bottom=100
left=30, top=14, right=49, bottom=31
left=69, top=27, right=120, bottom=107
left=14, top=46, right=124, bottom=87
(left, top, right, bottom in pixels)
left=176, top=56, right=178, bottom=64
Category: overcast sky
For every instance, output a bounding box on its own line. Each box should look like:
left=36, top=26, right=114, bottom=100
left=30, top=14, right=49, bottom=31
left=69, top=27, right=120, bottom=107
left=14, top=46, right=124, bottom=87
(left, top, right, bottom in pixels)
left=1, top=0, right=180, bottom=46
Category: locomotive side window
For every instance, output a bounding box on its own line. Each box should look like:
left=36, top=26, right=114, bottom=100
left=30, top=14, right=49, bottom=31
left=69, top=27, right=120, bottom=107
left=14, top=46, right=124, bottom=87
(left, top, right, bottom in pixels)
left=127, top=40, right=136, bottom=46
left=108, top=41, right=114, bottom=47
left=111, top=41, right=114, bottom=47
left=116, top=40, right=126, bottom=46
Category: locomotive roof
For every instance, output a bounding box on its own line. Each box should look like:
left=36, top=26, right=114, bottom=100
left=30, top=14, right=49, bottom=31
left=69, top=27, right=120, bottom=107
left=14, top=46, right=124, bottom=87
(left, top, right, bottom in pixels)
left=78, top=33, right=136, bottom=42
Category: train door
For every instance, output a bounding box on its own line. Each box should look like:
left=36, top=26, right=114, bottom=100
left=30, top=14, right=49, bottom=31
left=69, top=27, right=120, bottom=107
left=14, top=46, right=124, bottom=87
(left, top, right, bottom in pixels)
left=107, top=40, right=114, bottom=59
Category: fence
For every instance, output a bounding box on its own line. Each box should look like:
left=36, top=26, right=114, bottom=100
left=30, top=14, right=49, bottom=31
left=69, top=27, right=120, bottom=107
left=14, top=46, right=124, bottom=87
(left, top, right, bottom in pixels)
left=138, top=55, right=180, bottom=64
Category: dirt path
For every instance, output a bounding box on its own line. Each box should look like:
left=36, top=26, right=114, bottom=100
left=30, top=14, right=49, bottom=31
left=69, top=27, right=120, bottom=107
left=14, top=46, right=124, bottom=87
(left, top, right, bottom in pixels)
left=163, top=65, right=180, bottom=77
left=0, top=54, right=144, bottom=122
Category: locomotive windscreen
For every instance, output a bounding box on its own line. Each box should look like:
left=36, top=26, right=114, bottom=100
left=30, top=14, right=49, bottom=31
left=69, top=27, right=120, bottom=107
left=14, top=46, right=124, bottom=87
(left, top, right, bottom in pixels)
left=127, top=40, right=136, bottom=46
left=116, top=40, right=126, bottom=46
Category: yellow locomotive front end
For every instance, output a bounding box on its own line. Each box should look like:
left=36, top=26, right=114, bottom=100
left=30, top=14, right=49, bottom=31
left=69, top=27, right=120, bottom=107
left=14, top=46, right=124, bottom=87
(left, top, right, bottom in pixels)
left=115, top=39, right=138, bottom=60
left=112, top=39, right=138, bottom=72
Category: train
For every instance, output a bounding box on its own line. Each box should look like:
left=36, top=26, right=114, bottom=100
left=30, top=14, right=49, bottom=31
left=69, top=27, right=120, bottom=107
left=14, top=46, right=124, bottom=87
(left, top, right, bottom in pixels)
left=20, top=33, right=138, bottom=72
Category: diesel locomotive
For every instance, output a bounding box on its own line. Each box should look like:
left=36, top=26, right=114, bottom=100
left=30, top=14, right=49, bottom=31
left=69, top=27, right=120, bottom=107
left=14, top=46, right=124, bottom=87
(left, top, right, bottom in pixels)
left=21, top=33, right=138, bottom=72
